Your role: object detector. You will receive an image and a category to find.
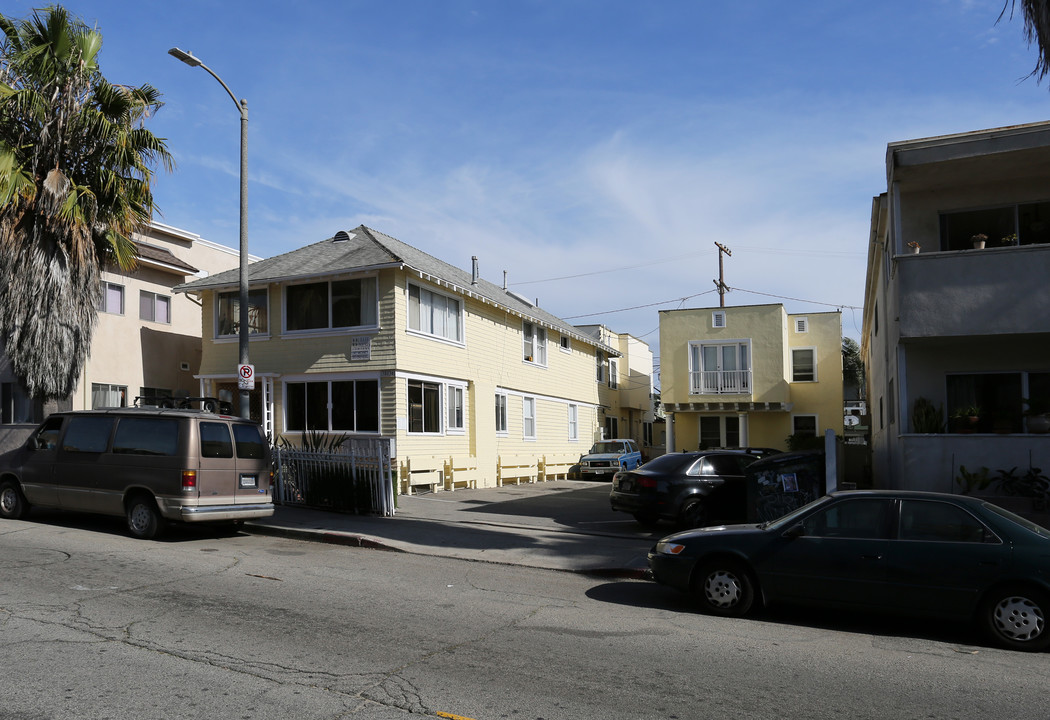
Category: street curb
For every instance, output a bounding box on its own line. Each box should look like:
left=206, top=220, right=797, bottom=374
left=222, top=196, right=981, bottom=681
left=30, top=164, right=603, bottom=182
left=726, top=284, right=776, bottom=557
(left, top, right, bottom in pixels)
left=244, top=522, right=652, bottom=580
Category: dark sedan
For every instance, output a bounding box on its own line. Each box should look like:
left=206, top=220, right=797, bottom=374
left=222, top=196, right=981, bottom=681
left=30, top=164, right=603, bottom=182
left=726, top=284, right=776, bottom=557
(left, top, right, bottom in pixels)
left=610, top=450, right=759, bottom=528
left=648, top=490, right=1050, bottom=651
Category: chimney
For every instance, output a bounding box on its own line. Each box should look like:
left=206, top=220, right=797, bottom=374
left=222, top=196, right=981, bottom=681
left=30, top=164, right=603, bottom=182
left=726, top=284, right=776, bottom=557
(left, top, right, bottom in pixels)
left=472, top=256, right=479, bottom=285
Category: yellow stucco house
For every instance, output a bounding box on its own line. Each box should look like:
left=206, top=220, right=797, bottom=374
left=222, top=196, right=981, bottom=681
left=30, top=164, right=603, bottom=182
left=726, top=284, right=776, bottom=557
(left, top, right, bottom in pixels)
left=659, top=304, right=843, bottom=452
left=176, top=226, right=619, bottom=490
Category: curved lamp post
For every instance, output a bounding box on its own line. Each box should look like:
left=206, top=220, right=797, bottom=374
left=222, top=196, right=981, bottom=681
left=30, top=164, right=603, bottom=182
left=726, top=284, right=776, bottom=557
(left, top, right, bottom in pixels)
left=168, top=47, right=251, bottom=420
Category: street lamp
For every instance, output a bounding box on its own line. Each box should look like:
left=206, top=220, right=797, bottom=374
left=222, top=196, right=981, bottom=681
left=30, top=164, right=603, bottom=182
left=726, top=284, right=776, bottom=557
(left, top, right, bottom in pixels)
left=169, top=47, right=252, bottom=420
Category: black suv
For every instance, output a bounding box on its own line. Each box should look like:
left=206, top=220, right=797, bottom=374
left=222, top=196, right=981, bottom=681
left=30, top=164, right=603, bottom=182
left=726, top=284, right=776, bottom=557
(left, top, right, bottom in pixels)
left=609, top=450, right=760, bottom=528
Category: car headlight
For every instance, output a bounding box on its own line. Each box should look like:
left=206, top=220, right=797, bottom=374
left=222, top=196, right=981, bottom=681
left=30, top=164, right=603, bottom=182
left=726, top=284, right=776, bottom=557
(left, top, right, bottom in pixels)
left=655, top=541, right=686, bottom=555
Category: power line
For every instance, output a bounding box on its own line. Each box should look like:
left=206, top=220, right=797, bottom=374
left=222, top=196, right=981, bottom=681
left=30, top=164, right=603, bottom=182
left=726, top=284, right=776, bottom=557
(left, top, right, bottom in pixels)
left=562, top=290, right=718, bottom=320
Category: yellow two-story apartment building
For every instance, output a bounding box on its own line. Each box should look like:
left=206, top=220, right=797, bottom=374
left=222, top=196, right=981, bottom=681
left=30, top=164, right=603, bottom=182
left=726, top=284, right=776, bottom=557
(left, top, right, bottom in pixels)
left=659, top=304, right=843, bottom=452
left=176, top=226, right=618, bottom=489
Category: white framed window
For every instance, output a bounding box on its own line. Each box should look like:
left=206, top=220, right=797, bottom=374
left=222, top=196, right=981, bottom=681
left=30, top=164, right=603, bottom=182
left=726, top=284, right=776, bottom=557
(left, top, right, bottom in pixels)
left=560, top=335, right=571, bottom=353
left=568, top=403, right=578, bottom=441
left=495, top=392, right=508, bottom=434
left=408, top=282, right=462, bottom=343
left=596, top=350, right=606, bottom=383
left=139, top=291, right=170, bottom=324
left=101, top=282, right=124, bottom=315
left=793, top=414, right=818, bottom=438
left=523, top=321, right=547, bottom=365
left=689, top=340, right=751, bottom=394
left=284, top=379, right=379, bottom=433
left=91, top=383, right=127, bottom=409
left=791, top=347, right=817, bottom=382
left=286, top=277, right=378, bottom=333
left=712, top=311, right=726, bottom=328
left=609, top=358, right=619, bottom=389
left=217, top=288, right=269, bottom=336
left=794, top=317, right=808, bottom=333
left=523, top=396, right=536, bottom=439
left=447, top=385, right=465, bottom=432
left=408, top=379, right=442, bottom=434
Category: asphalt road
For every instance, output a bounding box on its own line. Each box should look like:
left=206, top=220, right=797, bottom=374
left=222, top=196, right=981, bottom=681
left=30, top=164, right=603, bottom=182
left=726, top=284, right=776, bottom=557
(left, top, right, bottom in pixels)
left=3, top=514, right=1050, bottom=720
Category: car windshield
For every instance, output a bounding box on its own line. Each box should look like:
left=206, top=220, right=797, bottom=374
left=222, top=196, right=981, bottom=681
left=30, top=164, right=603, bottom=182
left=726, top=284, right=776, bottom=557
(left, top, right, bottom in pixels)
left=589, top=442, right=624, bottom=454
left=982, top=501, right=1050, bottom=540
left=762, top=495, right=834, bottom=531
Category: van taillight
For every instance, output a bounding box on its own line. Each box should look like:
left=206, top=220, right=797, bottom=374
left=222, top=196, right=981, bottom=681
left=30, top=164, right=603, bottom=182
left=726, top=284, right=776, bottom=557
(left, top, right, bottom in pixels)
left=182, top=470, right=197, bottom=491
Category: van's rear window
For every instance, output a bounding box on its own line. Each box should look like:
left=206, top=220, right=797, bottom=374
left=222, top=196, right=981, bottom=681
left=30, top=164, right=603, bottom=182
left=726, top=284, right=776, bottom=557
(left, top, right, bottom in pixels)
left=113, top=418, right=179, bottom=456
left=199, top=422, right=234, bottom=458
left=232, top=423, right=265, bottom=459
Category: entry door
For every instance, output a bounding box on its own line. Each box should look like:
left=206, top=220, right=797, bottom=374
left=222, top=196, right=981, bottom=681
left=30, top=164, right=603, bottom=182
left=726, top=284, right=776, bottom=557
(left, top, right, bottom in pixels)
left=699, top=416, right=740, bottom=449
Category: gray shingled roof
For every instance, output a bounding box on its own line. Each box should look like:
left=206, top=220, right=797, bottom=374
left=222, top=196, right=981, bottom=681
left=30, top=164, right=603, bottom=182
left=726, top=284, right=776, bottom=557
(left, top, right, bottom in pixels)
left=175, top=226, right=616, bottom=353
left=135, top=242, right=198, bottom=274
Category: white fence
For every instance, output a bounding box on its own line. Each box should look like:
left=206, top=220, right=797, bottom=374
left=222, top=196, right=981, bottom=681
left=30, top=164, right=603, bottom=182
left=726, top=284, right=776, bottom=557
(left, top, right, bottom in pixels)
left=273, top=438, right=395, bottom=517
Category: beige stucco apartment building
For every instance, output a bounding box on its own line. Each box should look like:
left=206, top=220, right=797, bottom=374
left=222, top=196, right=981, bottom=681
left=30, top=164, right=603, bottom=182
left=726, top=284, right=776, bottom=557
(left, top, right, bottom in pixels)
left=176, top=226, right=619, bottom=490
left=0, top=222, right=245, bottom=451
left=659, top=304, right=843, bottom=453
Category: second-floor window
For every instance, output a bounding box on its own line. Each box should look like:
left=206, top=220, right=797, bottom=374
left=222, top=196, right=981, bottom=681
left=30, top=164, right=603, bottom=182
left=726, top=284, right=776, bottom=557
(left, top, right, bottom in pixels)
left=101, top=282, right=124, bottom=315
left=523, top=321, right=547, bottom=365
left=609, top=358, right=619, bottom=389
left=218, top=289, right=269, bottom=336
left=139, top=291, right=170, bottom=324
left=287, top=278, right=377, bottom=332
left=408, top=283, right=462, bottom=343
left=689, top=341, right=751, bottom=394
left=792, top=348, right=816, bottom=382
left=940, top=201, right=1050, bottom=251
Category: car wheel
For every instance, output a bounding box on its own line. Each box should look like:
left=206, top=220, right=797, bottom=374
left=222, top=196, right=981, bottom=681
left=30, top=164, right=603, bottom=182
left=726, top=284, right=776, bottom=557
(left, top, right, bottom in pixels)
left=126, top=495, right=163, bottom=540
left=679, top=499, right=710, bottom=529
left=633, top=511, right=660, bottom=528
left=0, top=479, right=29, bottom=520
left=982, top=585, right=1050, bottom=651
left=693, top=559, right=756, bottom=618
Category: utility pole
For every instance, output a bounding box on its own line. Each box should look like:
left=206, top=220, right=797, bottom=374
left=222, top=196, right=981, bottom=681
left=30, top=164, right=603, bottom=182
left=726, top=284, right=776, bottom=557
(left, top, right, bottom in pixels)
left=713, top=242, right=732, bottom=308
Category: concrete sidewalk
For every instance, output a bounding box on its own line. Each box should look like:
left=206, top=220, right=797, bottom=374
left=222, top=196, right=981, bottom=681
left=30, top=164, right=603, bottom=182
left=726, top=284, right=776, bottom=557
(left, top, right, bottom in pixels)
left=245, top=480, right=659, bottom=578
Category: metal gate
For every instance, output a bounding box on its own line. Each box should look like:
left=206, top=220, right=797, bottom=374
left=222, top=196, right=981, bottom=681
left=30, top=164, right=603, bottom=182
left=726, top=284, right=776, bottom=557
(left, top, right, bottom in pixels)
left=273, top=438, right=395, bottom=517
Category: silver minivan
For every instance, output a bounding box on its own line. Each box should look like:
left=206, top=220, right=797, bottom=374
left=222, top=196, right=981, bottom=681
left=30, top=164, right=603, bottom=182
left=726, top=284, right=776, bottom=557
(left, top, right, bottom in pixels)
left=0, top=408, right=274, bottom=538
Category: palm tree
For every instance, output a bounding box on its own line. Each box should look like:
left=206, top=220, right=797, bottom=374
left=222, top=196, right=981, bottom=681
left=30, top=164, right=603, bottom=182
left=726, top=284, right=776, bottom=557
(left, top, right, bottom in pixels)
left=1002, top=1, right=1050, bottom=82
left=0, top=6, right=173, bottom=401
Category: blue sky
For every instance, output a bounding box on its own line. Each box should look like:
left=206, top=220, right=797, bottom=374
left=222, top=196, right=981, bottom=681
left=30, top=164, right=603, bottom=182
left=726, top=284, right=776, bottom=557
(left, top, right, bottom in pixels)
left=6, top=1, right=1049, bottom=362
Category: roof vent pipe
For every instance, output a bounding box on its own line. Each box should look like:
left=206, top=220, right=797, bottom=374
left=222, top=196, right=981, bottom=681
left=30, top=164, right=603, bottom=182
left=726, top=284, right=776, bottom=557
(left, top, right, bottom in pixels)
left=472, top=256, right=479, bottom=285
left=503, top=271, right=507, bottom=290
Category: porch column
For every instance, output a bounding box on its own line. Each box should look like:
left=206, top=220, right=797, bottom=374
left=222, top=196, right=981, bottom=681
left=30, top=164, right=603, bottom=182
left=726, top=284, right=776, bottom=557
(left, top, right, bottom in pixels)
left=666, top=412, right=675, bottom=454
left=738, top=412, right=749, bottom=447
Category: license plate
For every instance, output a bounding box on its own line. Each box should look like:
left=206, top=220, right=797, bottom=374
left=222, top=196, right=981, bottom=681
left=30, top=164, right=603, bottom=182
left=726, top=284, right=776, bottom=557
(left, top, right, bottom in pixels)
left=239, top=474, right=257, bottom=488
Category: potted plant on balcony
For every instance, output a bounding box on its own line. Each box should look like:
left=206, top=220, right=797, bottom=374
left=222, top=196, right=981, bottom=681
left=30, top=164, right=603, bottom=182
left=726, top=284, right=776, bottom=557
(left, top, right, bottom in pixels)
left=971, top=233, right=987, bottom=249
left=1000, top=233, right=1019, bottom=247
left=950, top=405, right=981, bottom=433
left=912, top=397, right=943, bottom=432
left=1024, top=398, right=1050, bottom=434
left=906, top=241, right=921, bottom=254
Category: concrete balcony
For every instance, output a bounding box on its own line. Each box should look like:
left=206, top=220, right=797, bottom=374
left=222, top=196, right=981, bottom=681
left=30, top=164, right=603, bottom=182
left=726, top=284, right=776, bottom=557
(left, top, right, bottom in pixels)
left=896, top=244, right=1050, bottom=339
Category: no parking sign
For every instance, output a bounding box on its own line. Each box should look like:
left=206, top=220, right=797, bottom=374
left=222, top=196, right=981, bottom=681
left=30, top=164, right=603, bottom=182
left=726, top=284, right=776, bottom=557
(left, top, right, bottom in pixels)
left=238, top=364, right=255, bottom=390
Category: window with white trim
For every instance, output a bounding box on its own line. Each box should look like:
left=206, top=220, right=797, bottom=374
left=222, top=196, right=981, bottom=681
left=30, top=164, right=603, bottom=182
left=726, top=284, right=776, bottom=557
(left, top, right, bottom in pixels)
left=286, top=277, right=377, bottom=332
left=408, top=283, right=462, bottom=342
left=408, top=379, right=442, bottom=434
left=523, top=396, right=536, bottom=439
left=523, top=321, right=547, bottom=365
left=689, top=341, right=751, bottom=394
left=91, top=383, right=127, bottom=409
left=101, top=282, right=124, bottom=315
left=596, top=350, right=606, bottom=383
left=447, top=385, right=465, bottom=432
left=218, top=288, right=269, bottom=336
left=712, top=311, right=726, bottom=328
left=794, top=317, right=808, bottom=333
left=495, top=392, right=508, bottom=434
left=560, top=335, right=570, bottom=352
left=139, top=291, right=170, bottom=324
left=793, top=415, right=818, bottom=438
left=285, top=379, right=379, bottom=432
left=608, top=358, right=619, bottom=389
left=791, top=348, right=816, bottom=382
left=568, top=403, right=578, bottom=441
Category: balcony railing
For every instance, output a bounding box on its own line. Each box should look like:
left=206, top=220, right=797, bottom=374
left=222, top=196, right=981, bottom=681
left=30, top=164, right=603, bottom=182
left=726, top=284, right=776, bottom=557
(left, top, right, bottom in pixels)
left=690, top=370, right=752, bottom=395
